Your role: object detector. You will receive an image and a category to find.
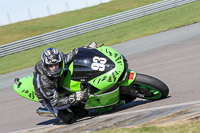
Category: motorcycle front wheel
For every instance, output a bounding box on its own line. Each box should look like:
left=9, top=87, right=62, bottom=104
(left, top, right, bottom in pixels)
left=133, top=73, right=169, bottom=100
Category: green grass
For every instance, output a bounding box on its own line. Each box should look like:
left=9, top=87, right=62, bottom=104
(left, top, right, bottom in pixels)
left=1, top=0, right=200, bottom=74
left=0, top=0, right=160, bottom=45
left=91, top=121, right=200, bottom=133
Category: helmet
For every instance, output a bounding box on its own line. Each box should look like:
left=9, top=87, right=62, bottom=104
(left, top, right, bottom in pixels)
left=41, top=48, right=64, bottom=78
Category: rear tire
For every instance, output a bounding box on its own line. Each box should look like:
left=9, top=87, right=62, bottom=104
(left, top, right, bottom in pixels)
left=133, top=73, right=169, bottom=100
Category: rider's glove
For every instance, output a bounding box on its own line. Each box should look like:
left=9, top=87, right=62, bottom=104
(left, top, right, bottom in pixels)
left=69, top=91, right=87, bottom=105
left=66, top=48, right=78, bottom=64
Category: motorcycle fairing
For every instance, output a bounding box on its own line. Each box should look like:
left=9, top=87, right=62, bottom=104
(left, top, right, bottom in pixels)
left=64, top=46, right=125, bottom=95
left=70, top=47, right=115, bottom=82
left=62, top=69, right=81, bottom=93
left=13, top=75, right=39, bottom=102
left=120, top=70, right=137, bottom=86
left=85, top=87, right=120, bottom=109
left=88, top=46, right=125, bottom=94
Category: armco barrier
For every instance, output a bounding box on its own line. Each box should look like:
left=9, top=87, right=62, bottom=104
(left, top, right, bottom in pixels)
left=0, top=0, right=197, bottom=57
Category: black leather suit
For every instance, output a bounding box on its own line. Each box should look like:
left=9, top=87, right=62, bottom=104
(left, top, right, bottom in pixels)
left=33, top=50, right=77, bottom=113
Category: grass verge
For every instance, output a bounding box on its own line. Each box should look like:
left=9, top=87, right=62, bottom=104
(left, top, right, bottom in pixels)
left=92, top=121, right=200, bottom=133
left=1, top=0, right=200, bottom=74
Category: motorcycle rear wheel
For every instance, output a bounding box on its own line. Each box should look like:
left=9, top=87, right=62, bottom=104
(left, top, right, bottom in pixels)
left=133, top=73, right=169, bottom=100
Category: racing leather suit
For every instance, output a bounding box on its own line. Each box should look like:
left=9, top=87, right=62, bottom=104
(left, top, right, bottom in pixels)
left=33, top=49, right=79, bottom=114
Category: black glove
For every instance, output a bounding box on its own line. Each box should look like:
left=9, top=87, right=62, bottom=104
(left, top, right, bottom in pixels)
left=69, top=91, right=87, bottom=105
left=66, top=48, right=78, bottom=64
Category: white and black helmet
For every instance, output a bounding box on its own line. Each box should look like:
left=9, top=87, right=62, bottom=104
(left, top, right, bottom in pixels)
left=41, top=48, right=64, bottom=78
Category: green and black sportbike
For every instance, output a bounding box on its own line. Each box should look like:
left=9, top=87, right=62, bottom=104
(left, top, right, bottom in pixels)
left=14, top=45, right=169, bottom=123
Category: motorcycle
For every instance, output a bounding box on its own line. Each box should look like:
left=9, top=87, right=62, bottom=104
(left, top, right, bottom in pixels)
left=14, top=44, right=169, bottom=123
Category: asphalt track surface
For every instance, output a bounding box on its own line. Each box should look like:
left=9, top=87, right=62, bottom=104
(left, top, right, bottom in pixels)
left=1, top=22, right=200, bottom=133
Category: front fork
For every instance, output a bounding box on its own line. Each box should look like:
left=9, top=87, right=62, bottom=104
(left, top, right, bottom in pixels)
left=119, top=71, right=147, bottom=99
left=119, top=70, right=140, bottom=101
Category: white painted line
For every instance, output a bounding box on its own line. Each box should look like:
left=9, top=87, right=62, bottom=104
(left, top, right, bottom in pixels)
left=99, top=100, right=200, bottom=118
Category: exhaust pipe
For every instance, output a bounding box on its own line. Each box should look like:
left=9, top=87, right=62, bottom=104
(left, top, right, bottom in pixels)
left=36, top=107, right=55, bottom=117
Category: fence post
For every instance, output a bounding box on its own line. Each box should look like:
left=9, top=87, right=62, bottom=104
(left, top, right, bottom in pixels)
left=46, top=5, right=51, bottom=16
left=28, top=8, right=32, bottom=19
left=7, top=13, right=11, bottom=24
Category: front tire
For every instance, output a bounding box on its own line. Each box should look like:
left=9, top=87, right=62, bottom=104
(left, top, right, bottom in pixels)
left=133, top=73, right=169, bottom=100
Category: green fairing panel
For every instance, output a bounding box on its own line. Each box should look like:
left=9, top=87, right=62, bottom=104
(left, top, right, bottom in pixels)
left=13, top=75, right=39, bottom=102
left=62, top=64, right=81, bottom=93
left=85, top=87, right=120, bottom=109
left=120, top=70, right=137, bottom=86
left=88, top=46, right=124, bottom=94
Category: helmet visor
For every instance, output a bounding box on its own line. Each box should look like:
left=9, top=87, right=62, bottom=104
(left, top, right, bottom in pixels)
left=47, top=63, right=61, bottom=72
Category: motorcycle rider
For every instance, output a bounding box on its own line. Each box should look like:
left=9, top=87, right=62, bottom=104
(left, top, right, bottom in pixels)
left=33, top=42, right=97, bottom=123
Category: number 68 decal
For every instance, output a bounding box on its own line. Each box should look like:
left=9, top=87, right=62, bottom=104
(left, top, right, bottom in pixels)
left=91, top=56, right=107, bottom=71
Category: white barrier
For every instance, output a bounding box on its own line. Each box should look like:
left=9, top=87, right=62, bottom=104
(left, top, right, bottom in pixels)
left=0, top=0, right=197, bottom=57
